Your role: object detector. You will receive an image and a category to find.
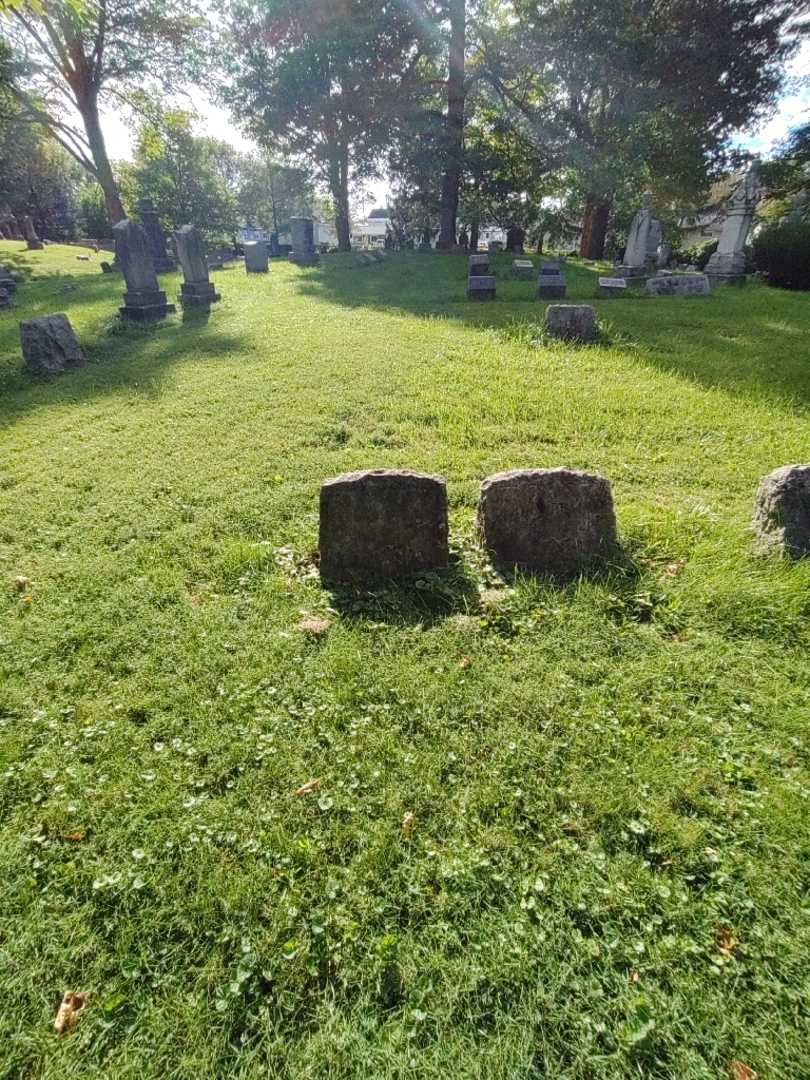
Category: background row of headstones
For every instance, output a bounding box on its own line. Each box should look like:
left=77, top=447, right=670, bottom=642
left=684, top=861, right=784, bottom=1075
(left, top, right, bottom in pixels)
left=319, top=465, right=810, bottom=587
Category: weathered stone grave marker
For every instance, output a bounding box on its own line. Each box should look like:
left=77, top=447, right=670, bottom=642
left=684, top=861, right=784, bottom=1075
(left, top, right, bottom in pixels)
left=598, top=277, right=628, bottom=298
left=20, top=314, right=84, bottom=375
left=513, top=259, right=535, bottom=280
left=753, top=465, right=810, bottom=559
left=114, top=218, right=176, bottom=322
left=0, top=264, right=18, bottom=296
left=319, top=469, right=449, bottom=585
left=478, top=468, right=618, bottom=580
left=614, top=193, right=661, bottom=280
left=175, top=225, right=221, bottom=306
left=545, top=304, right=597, bottom=342
left=536, top=259, right=567, bottom=299
left=137, top=198, right=175, bottom=272
left=244, top=242, right=269, bottom=273
left=646, top=273, right=711, bottom=296
left=289, top=217, right=319, bottom=266
left=706, top=165, right=760, bottom=285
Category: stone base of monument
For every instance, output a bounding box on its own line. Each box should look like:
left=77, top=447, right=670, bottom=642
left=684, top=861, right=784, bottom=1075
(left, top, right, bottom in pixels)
left=612, top=265, right=649, bottom=281
left=647, top=273, right=711, bottom=296
left=180, top=281, right=221, bottom=305
left=705, top=251, right=747, bottom=285
left=468, top=275, right=496, bottom=300
left=289, top=251, right=319, bottom=266
left=120, top=289, right=176, bottom=322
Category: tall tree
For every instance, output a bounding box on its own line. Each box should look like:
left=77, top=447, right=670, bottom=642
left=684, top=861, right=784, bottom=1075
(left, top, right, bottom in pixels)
left=218, top=0, right=433, bottom=250
left=436, top=0, right=466, bottom=248
left=122, top=104, right=238, bottom=240
left=1, top=0, right=201, bottom=224
left=234, top=156, right=314, bottom=235
left=498, top=0, right=806, bottom=258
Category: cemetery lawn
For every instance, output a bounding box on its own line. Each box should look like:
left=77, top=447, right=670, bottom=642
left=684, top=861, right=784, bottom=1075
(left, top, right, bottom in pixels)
left=2, top=241, right=810, bottom=1080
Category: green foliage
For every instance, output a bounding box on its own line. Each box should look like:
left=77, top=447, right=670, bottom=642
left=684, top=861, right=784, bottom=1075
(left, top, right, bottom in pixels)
left=759, top=121, right=810, bottom=209
left=0, top=101, right=85, bottom=237
left=752, top=220, right=810, bottom=290
left=219, top=0, right=437, bottom=246
left=2, top=243, right=810, bottom=1077
left=125, top=105, right=238, bottom=242
left=235, top=157, right=315, bottom=235
left=678, top=239, right=720, bottom=271
left=75, top=180, right=114, bottom=238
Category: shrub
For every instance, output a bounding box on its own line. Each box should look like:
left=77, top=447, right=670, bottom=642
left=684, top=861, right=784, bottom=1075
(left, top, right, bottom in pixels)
left=752, top=221, right=810, bottom=289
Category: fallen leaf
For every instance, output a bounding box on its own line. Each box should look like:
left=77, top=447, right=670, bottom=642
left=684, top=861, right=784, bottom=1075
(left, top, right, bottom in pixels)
left=664, top=559, right=686, bottom=578
left=629, top=968, right=640, bottom=984
left=402, top=812, right=415, bottom=839
left=14, top=575, right=31, bottom=591
left=457, top=655, right=471, bottom=669
left=295, top=778, right=323, bottom=796
left=65, top=830, right=86, bottom=842
left=54, top=991, right=89, bottom=1034
left=729, top=1062, right=757, bottom=1080
left=715, top=925, right=739, bottom=956
left=297, top=616, right=331, bottom=636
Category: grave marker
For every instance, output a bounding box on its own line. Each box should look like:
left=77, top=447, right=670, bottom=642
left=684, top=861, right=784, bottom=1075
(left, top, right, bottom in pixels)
left=319, top=469, right=449, bottom=585
left=478, top=468, right=618, bottom=579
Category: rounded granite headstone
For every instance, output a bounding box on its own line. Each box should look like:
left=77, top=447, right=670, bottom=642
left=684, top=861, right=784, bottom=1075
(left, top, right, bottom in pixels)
left=478, top=467, right=618, bottom=579
left=20, top=314, right=84, bottom=375
left=319, top=469, right=449, bottom=585
left=753, top=465, right=810, bottom=559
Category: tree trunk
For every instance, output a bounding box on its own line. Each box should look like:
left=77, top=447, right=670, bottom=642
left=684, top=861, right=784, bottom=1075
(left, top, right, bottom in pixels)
left=329, top=151, right=351, bottom=251
left=469, top=219, right=479, bottom=252
left=436, top=0, right=465, bottom=250
left=78, top=90, right=125, bottom=224
left=579, top=194, right=611, bottom=260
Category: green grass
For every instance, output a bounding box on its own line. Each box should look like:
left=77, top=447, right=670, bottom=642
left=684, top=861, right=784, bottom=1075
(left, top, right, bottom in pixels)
left=1, top=241, right=809, bottom=1080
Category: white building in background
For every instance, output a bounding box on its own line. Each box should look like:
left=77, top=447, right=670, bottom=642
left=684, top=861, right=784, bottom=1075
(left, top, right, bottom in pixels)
left=351, top=208, right=390, bottom=248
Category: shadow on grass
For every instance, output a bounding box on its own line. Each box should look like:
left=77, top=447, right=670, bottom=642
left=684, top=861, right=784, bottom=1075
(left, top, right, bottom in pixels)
left=325, top=557, right=482, bottom=628
left=294, top=252, right=810, bottom=409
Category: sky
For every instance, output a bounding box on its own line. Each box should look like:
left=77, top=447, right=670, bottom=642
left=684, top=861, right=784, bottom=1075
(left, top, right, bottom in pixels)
left=101, top=40, right=810, bottom=216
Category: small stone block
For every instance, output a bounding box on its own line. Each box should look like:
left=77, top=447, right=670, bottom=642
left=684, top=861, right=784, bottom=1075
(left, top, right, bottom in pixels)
left=599, top=277, right=628, bottom=297
left=513, top=259, right=534, bottom=279
left=469, top=254, right=490, bottom=276
left=20, top=313, right=84, bottom=375
left=478, top=468, right=618, bottom=579
left=753, top=465, right=810, bottom=559
left=468, top=274, right=496, bottom=300
left=0, top=287, right=11, bottom=308
left=545, top=304, right=596, bottom=341
left=536, top=271, right=567, bottom=299
left=319, top=469, right=449, bottom=585
left=646, top=273, right=711, bottom=296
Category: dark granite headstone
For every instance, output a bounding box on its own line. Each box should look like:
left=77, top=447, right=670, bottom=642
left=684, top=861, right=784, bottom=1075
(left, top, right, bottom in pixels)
left=319, top=469, right=449, bottom=585
left=290, top=217, right=319, bottom=266
left=478, top=468, right=618, bottom=579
